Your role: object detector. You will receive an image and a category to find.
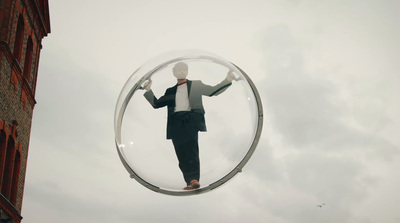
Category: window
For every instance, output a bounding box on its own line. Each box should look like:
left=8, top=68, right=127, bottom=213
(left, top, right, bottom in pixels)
left=1, top=137, right=14, bottom=199
left=13, top=15, right=25, bottom=62
left=0, top=130, right=6, bottom=189
left=23, top=37, right=33, bottom=81
left=10, top=151, right=21, bottom=205
left=0, top=123, right=22, bottom=205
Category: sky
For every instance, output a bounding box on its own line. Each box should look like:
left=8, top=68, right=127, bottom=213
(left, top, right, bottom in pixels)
left=21, top=0, right=400, bottom=222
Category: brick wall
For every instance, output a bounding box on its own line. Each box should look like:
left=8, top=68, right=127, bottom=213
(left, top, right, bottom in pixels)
left=0, top=0, right=50, bottom=222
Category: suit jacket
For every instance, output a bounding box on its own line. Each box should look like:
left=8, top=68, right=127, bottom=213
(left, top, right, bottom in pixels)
left=144, top=79, right=232, bottom=139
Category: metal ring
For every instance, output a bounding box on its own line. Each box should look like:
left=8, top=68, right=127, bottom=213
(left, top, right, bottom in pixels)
left=114, top=52, right=263, bottom=196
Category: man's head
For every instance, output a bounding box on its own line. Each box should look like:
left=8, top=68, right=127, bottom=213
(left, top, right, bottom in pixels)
left=173, top=62, right=188, bottom=80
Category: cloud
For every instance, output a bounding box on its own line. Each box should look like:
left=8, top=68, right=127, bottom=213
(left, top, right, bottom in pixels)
left=256, top=24, right=398, bottom=156
left=23, top=1, right=400, bottom=223
left=247, top=23, right=400, bottom=222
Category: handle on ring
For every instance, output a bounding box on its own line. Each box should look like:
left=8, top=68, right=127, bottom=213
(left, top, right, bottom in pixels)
left=139, top=78, right=152, bottom=90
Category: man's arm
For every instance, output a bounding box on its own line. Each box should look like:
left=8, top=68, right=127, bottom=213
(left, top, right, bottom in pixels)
left=143, top=89, right=174, bottom=109
left=199, top=71, right=235, bottom=96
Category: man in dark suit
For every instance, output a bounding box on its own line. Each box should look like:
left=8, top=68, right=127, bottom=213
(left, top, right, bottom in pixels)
left=143, top=62, right=235, bottom=190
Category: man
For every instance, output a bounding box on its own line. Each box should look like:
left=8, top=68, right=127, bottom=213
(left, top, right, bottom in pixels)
left=142, top=62, right=235, bottom=190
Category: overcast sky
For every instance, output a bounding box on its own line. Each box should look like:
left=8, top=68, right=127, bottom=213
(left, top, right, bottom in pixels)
left=22, top=0, right=400, bottom=222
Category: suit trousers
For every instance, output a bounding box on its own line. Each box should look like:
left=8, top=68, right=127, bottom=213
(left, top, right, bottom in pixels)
left=171, top=111, right=200, bottom=185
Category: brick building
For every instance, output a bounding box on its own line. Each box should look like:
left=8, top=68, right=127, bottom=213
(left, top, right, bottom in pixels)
left=0, top=0, right=50, bottom=222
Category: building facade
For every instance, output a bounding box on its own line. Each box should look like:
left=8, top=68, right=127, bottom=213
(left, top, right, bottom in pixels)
left=0, top=0, right=50, bottom=222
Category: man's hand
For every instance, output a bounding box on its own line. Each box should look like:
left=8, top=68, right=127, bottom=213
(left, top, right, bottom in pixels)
left=226, top=71, right=236, bottom=82
left=142, top=80, right=152, bottom=91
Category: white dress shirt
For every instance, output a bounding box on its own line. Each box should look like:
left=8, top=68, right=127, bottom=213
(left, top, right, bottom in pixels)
left=175, top=82, right=191, bottom=112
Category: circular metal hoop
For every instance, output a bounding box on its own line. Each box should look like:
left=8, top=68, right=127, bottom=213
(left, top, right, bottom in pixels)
left=114, top=51, right=263, bottom=196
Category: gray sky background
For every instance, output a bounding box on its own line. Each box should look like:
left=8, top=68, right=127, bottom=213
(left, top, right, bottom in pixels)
left=22, top=0, right=399, bottom=222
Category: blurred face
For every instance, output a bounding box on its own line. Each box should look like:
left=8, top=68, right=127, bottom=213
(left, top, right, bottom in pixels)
left=173, top=62, right=188, bottom=79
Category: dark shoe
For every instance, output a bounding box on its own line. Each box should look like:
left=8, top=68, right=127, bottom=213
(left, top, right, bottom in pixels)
left=190, top=180, right=200, bottom=189
left=183, top=185, right=194, bottom=190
